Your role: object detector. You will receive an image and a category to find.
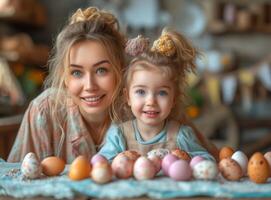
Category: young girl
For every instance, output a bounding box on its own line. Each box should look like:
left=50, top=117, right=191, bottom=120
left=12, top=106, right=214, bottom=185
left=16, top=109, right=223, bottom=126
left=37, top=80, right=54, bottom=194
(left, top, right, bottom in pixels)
left=7, top=7, right=126, bottom=164
left=99, top=29, right=214, bottom=161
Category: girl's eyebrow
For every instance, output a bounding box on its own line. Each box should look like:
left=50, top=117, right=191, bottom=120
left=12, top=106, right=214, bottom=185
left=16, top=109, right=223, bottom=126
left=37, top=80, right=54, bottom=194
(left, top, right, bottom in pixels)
left=70, top=60, right=110, bottom=68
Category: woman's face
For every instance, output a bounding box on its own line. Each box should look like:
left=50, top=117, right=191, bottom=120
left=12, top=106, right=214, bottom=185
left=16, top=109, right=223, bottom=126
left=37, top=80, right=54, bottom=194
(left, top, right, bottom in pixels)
left=65, top=40, right=116, bottom=121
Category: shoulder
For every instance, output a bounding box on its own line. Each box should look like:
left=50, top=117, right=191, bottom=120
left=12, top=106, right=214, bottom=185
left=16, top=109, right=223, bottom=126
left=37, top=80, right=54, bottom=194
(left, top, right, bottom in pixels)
left=30, top=88, right=57, bottom=110
left=178, top=124, right=197, bottom=139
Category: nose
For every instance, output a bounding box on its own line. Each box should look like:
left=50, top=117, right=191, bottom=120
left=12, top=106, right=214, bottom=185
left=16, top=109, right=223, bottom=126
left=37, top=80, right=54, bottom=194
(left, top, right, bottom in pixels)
left=146, top=94, right=156, bottom=106
left=85, top=73, right=98, bottom=91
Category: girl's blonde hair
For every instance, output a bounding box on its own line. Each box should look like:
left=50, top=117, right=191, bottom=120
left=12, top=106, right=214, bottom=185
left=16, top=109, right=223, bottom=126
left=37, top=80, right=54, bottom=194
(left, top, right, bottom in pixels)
left=44, top=7, right=126, bottom=127
left=122, top=27, right=197, bottom=121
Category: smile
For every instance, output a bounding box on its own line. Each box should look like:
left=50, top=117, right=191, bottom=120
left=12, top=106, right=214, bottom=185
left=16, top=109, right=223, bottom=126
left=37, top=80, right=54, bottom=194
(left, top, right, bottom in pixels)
left=143, top=111, right=159, bottom=118
left=81, top=95, right=105, bottom=104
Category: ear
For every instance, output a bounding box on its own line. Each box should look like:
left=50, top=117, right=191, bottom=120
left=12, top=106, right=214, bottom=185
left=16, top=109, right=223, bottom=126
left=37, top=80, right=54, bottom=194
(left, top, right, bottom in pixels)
left=123, top=88, right=131, bottom=106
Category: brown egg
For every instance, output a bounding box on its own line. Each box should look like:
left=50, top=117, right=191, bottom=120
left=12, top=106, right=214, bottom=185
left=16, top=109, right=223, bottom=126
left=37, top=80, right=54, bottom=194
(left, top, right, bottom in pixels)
left=171, top=149, right=191, bottom=162
left=219, top=158, right=242, bottom=181
left=69, top=156, right=91, bottom=181
left=121, top=150, right=141, bottom=161
left=248, top=152, right=270, bottom=184
left=41, top=156, right=65, bottom=176
left=219, top=146, right=234, bottom=161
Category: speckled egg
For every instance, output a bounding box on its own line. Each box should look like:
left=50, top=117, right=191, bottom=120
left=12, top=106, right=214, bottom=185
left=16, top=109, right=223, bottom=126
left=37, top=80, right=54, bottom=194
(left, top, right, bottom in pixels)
left=231, top=151, right=248, bottom=176
left=21, top=152, right=41, bottom=179
left=69, top=156, right=91, bottom=181
left=41, top=156, right=65, bottom=176
left=219, top=146, right=234, bottom=161
left=133, top=156, right=156, bottom=180
left=248, top=152, right=270, bottom=184
left=171, top=149, right=191, bottom=162
left=193, top=160, right=218, bottom=180
left=90, top=154, right=108, bottom=165
left=161, top=154, right=179, bottom=176
left=91, top=162, right=112, bottom=184
left=219, top=158, right=242, bottom=181
left=148, top=155, right=161, bottom=173
left=111, top=153, right=134, bottom=179
left=147, top=148, right=170, bottom=159
left=190, top=156, right=205, bottom=169
left=168, top=160, right=192, bottom=181
left=264, top=151, right=271, bottom=177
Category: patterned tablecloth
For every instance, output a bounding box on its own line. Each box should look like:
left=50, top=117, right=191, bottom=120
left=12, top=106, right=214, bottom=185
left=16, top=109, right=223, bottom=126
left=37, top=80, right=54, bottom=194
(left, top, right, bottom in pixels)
left=0, top=162, right=271, bottom=199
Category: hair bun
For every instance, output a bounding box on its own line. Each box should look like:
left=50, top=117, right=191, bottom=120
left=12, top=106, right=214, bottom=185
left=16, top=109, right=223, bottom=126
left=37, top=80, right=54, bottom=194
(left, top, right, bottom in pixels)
left=151, top=34, right=176, bottom=57
left=69, top=7, right=119, bottom=30
left=125, top=35, right=149, bottom=57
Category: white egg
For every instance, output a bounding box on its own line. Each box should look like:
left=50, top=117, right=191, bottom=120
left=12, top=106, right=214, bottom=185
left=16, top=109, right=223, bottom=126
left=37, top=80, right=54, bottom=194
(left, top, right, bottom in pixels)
left=231, top=150, right=248, bottom=176
left=193, top=160, right=218, bottom=180
left=21, top=152, right=41, bottom=179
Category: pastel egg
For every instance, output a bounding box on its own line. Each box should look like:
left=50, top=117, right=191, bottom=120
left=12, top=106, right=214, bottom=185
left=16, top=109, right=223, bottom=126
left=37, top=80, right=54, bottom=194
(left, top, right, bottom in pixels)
left=231, top=151, right=248, bottom=176
left=121, top=150, right=141, bottom=161
left=147, top=148, right=170, bottom=159
left=21, top=152, right=41, bottom=179
left=263, top=151, right=271, bottom=176
left=133, top=156, right=156, bottom=180
left=41, top=156, right=65, bottom=176
left=91, top=162, right=112, bottom=184
left=148, top=155, right=161, bottom=173
left=161, top=154, right=179, bottom=176
left=171, top=149, right=191, bottom=162
left=248, top=152, right=270, bottom=184
left=190, top=156, right=205, bottom=169
left=69, top=156, right=91, bottom=181
left=219, top=146, right=234, bottom=161
left=193, top=160, right=218, bottom=180
left=90, top=154, right=108, bottom=165
left=111, top=153, right=134, bottom=179
left=219, top=158, right=242, bottom=181
left=168, top=160, right=192, bottom=181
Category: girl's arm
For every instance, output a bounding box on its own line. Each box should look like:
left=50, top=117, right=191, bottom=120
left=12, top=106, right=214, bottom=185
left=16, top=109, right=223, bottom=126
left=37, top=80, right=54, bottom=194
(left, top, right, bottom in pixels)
left=98, top=124, right=126, bottom=162
left=177, top=125, right=216, bottom=161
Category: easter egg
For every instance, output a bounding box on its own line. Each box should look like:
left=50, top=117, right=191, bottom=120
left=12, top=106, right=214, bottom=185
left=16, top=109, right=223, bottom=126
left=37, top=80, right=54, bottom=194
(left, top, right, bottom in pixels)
left=133, top=156, right=156, bottom=180
left=171, top=149, right=191, bottom=162
left=69, top=156, right=91, bottom=181
left=121, top=150, right=141, bottom=161
left=190, top=155, right=205, bottom=169
left=193, top=160, right=218, bottom=180
left=219, top=146, right=234, bottom=161
left=264, top=151, right=271, bottom=177
left=111, top=153, right=134, bottom=179
left=90, top=154, right=108, bottom=165
left=91, top=162, right=112, bottom=184
left=161, top=154, right=179, bottom=176
left=21, top=152, right=41, bottom=179
left=231, top=151, right=248, bottom=176
left=168, top=160, right=192, bottom=181
left=41, top=156, right=65, bottom=176
left=248, top=152, right=270, bottom=183
left=148, top=155, right=161, bottom=173
left=147, top=148, right=169, bottom=159
left=219, top=158, right=242, bottom=181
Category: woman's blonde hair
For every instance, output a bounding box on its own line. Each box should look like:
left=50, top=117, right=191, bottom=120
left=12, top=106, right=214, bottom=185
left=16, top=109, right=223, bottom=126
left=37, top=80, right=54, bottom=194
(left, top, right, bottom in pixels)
left=44, top=7, right=126, bottom=125
left=122, top=27, right=197, bottom=121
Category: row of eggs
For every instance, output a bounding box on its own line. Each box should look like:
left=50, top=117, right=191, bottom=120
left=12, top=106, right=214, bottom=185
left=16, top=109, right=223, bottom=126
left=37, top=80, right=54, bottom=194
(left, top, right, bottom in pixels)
left=20, top=147, right=271, bottom=184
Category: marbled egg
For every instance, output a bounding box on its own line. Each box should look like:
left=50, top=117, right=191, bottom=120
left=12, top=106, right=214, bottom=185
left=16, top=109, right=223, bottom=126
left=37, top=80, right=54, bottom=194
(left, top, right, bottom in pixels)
left=91, top=162, right=112, bottom=184
left=90, top=154, right=108, bottom=165
left=148, top=155, right=161, bottom=173
left=69, top=155, right=91, bottom=181
left=133, top=156, right=156, bottom=180
left=169, top=160, right=192, bottom=181
left=21, top=152, right=41, bottom=179
left=190, top=156, right=205, bottom=169
left=193, top=160, right=218, bottom=180
left=248, top=152, right=270, bottom=183
left=147, top=148, right=169, bottom=159
left=264, top=151, right=271, bottom=177
left=161, top=154, right=179, bottom=176
left=231, top=151, right=248, bottom=176
left=111, top=153, right=134, bottom=179
left=219, top=158, right=242, bottom=181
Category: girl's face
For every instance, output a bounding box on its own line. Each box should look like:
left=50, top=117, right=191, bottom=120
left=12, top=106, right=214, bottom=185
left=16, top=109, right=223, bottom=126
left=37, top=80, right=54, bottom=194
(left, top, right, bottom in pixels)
left=126, top=68, right=175, bottom=128
left=65, top=40, right=116, bottom=121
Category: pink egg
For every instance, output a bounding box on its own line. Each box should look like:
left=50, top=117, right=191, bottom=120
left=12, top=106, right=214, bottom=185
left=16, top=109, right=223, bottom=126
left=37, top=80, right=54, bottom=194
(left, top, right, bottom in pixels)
left=111, top=153, right=134, bottom=179
left=90, top=154, right=108, bottom=165
left=133, top=156, right=156, bottom=180
left=91, top=162, right=113, bottom=184
left=148, top=155, right=161, bottom=173
left=190, top=156, right=205, bottom=168
left=161, top=154, right=179, bottom=176
left=169, top=160, right=192, bottom=181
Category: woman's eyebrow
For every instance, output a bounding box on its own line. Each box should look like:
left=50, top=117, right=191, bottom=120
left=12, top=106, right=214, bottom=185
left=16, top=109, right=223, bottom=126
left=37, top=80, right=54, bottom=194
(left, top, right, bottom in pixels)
left=70, top=60, right=110, bottom=68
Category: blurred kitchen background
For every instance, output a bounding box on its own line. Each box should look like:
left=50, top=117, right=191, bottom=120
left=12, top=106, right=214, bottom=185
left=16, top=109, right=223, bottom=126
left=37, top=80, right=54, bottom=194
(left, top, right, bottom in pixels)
left=0, top=0, right=271, bottom=160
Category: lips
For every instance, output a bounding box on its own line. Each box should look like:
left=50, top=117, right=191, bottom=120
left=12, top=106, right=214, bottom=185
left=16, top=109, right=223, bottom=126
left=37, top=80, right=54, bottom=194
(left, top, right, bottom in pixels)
left=143, top=111, right=159, bottom=118
left=81, top=94, right=105, bottom=105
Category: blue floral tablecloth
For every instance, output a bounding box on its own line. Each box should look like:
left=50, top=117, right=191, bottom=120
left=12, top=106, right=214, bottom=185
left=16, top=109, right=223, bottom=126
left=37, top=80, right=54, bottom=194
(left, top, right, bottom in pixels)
left=0, top=161, right=271, bottom=199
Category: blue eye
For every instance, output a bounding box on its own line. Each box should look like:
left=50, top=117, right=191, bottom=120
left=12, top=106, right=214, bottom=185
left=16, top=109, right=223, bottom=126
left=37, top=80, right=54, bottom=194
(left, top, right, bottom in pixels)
left=158, top=90, right=168, bottom=96
left=71, top=70, right=82, bottom=78
left=135, top=89, right=145, bottom=96
left=96, top=67, right=108, bottom=75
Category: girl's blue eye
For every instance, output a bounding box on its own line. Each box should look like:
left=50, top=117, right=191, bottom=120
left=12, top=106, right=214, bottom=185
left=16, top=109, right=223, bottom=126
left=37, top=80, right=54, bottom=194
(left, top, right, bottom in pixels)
left=96, top=67, right=108, bottom=75
left=71, top=70, right=82, bottom=78
left=158, top=90, right=168, bottom=96
left=135, top=89, right=145, bottom=96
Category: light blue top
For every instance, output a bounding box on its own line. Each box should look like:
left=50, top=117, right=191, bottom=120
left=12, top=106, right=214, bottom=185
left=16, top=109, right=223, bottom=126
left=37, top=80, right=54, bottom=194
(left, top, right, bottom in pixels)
left=99, top=119, right=214, bottom=162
